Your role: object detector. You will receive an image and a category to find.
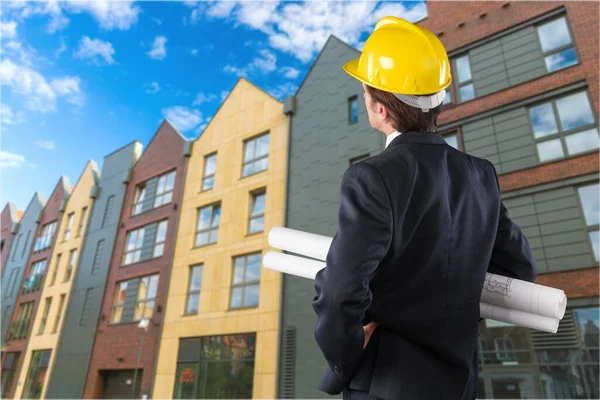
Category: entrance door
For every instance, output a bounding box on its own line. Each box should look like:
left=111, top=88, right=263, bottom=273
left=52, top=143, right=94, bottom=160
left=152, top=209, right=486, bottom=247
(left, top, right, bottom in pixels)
left=100, top=369, right=143, bottom=399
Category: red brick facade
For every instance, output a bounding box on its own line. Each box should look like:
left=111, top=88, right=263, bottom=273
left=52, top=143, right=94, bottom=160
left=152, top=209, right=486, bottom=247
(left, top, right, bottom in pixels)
left=83, top=121, right=188, bottom=398
left=0, top=204, right=20, bottom=277
left=421, top=2, right=599, bottom=297
left=2, top=179, right=68, bottom=399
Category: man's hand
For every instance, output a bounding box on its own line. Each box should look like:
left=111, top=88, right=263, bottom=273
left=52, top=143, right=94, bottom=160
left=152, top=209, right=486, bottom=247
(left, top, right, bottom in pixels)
left=363, top=321, right=380, bottom=349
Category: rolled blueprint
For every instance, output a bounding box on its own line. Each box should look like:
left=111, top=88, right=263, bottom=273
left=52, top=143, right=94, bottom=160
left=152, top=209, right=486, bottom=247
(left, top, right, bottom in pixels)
left=268, top=227, right=567, bottom=321
left=481, top=273, right=567, bottom=320
left=263, top=251, right=560, bottom=333
left=268, top=226, right=333, bottom=261
left=479, top=303, right=559, bottom=333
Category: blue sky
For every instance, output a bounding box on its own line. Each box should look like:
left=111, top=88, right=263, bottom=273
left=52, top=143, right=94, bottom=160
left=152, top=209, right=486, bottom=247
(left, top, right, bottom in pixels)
left=0, top=0, right=427, bottom=211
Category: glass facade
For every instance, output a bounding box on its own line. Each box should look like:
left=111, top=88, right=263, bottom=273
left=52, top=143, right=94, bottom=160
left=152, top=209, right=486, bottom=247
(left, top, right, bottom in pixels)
left=173, top=334, right=256, bottom=399
left=478, top=306, right=599, bottom=399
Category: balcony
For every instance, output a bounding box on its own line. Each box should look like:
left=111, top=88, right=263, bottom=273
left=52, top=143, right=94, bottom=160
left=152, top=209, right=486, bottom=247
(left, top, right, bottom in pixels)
left=33, top=235, right=54, bottom=252
left=21, top=273, right=44, bottom=294
left=9, top=319, right=30, bottom=340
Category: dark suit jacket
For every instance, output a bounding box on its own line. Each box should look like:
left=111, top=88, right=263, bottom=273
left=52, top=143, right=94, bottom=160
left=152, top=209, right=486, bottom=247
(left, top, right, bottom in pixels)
left=312, top=131, right=537, bottom=400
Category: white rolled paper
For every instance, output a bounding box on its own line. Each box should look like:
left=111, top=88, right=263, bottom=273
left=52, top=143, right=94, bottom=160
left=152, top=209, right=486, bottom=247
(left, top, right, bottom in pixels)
left=263, top=251, right=560, bottom=333
left=268, top=226, right=333, bottom=261
left=481, top=273, right=567, bottom=320
left=268, top=226, right=567, bottom=321
left=479, top=303, right=559, bottom=334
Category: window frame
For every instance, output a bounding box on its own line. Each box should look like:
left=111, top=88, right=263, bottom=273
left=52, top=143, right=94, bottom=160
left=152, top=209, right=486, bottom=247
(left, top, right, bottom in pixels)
left=122, top=226, right=145, bottom=265
left=52, top=294, right=66, bottom=333
left=229, top=252, right=261, bottom=310
left=184, top=264, right=203, bottom=315
left=535, top=15, right=579, bottom=74
left=576, top=182, right=600, bottom=262
left=63, top=248, right=77, bottom=282
left=201, top=153, right=217, bottom=192
left=527, top=90, right=598, bottom=164
left=110, top=281, right=128, bottom=324
left=241, top=132, right=270, bottom=178
left=77, top=206, right=88, bottom=237
left=248, top=189, right=266, bottom=235
left=49, top=253, right=61, bottom=286
left=453, top=54, right=475, bottom=103
left=63, top=212, right=74, bottom=241
left=154, top=170, right=176, bottom=208
left=194, top=203, right=221, bottom=248
left=133, top=274, right=159, bottom=321
left=132, top=183, right=147, bottom=216
left=153, top=220, right=169, bottom=258
left=348, top=95, right=359, bottom=124
left=37, top=297, right=52, bottom=335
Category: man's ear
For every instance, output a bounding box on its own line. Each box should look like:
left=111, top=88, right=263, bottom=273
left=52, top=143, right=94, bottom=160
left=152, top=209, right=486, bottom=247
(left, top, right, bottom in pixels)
left=378, top=103, right=388, bottom=120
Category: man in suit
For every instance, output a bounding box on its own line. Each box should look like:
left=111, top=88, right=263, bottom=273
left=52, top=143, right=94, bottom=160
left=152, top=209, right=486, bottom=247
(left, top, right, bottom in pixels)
left=312, top=17, right=536, bottom=400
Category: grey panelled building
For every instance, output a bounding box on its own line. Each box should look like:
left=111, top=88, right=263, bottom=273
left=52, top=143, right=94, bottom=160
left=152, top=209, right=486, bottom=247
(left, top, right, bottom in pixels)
left=45, top=141, right=142, bottom=399
left=0, top=193, right=45, bottom=343
left=279, top=36, right=383, bottom=399
left=280, top=2, right=599, bottom=399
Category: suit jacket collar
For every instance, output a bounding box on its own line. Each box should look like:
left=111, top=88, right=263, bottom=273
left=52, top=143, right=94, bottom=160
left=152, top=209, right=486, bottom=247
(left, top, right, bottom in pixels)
left=386, top=131, right=447, bottom=149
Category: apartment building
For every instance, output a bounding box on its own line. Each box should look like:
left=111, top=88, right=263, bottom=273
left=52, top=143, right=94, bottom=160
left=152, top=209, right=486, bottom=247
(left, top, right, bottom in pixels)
left=82, top=121, right=189, bottom=398
left=12, top=162, right=99, bottom=399
left=152, top=78, right=289, bottom=399
left=1, top=203, right=22, bottom=277
left=0, top=177, right=70, bottom=399
left=45, top=142, right=142, bottom=399
left=0, top=194, right=44, bottom=398
left=280, top=2, right=599, bottom=399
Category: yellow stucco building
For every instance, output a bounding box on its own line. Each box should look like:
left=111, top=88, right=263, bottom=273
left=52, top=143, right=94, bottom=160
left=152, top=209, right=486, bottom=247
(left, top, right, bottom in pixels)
left=13, top=161, right=98, bottom=400
left=152, top=78, right=289, bottom=399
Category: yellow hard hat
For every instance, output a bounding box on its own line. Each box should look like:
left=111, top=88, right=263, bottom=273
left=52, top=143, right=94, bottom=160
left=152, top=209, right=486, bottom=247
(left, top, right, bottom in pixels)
left=343, top=16, right=452, bottom=96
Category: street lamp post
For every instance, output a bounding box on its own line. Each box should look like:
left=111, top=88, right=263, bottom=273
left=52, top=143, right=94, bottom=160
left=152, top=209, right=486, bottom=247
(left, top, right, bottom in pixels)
left=132, top=318, right=150, bottom=398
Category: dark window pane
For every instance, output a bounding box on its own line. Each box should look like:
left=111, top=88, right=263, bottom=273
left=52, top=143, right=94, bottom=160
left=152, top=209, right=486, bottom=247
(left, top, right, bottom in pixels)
left=243, top=284, right=259, bottom=307
left=173, top=363, right=198, bottom=399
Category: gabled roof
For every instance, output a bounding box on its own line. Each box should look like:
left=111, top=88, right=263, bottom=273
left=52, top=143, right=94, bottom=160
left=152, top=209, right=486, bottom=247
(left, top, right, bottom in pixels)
left=70, top=160, right=101, bottom=193
left=131, top=119, right=189, bottom=169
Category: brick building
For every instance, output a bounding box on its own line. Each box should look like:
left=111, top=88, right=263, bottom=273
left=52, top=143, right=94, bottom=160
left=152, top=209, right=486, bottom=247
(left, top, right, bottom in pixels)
left=1, top=177, right=70, bottom=399
left=0, top=203, right=22, bottom=278
left=82, top=121, right=189, bottom=398
left=280, top=2, right=599, bottom=399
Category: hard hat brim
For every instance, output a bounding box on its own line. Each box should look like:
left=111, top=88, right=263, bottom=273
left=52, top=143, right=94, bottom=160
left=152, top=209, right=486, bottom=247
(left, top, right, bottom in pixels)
left=343, top=58, right=452, bottom=95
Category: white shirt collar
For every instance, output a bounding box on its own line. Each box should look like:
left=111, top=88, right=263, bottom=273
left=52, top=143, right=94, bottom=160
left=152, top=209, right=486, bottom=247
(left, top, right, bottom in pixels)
left=385, top=131, right=402, bottom=149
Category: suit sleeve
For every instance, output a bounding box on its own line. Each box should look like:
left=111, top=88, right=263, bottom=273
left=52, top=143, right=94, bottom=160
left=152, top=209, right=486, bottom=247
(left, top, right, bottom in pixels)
left=487, top=162, right=537, bottom=283
left=312, top=162, right=393, bottom=386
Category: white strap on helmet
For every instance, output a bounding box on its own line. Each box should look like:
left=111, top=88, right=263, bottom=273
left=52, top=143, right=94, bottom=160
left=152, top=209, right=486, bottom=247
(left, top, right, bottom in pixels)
left=393, top=89, right=446, bottom=112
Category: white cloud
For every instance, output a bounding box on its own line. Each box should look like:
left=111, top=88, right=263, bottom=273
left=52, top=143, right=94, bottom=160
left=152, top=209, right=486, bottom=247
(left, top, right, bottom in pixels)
left=193, top=92, right=217, bottom=106
left=192, top=1, right=427, bottom=63
left=144, top=81, right=160, bottom=94
left=189, top=48, right=199, bottom=56
left=162, top=106, right=202, bottom=132
left=0, top=21, right=18, bottom=39
left=280, top=66, right=300, bottom=79
left=148, top=35, right=167, bottom=60
left=4, top=0, right=140, bottom=33
left=150, top=17, right=163, bottom=26
left=74, top=36, right=115, bottom=64
left=36, top=140, right=55, bottom=150
left=0, top=59, right=84, bottom=113
left=55, top=37, right=67, bottom=58
left=0, top=103, right=25, bottom=125
left=224, top=49, right=277, bottom=77
left=0, top=151, right=26, bottom=169
left=269, top=82, right=298, bottom=100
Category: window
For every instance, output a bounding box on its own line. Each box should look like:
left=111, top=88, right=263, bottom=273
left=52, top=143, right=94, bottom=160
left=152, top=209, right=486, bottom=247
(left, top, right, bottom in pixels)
left=102, top=195, right=115, bottom=228
left=49, top=253, right=61, bottom=286
left=63, top=249, right=77, bottom=282
left=185, top=265, right=203, bottom=315
left=38, top=297, right=52, bottom=335
left=455, top=55, right=475, bottom=102
left=52, top=294, right=65, bottom=333
left=132, top=184, right=147, bottom=216
left=77, top=206, right=88, bottom=237
left=34, top=221, right=57, bottom=252
left=230, top=253, right=261, bottom=309
left=11, top=234, right=21, bottom=261
left=1, top=352, right=20, bottom=398
left=22, top=260, right=47, bottom=294
left=529, top=91, right=598, bottom=162
left=348, top=96, right=359, bottom=124
left=242, top=133, right=269, bottom=177
left=123, top=227, right=145, bottom=265
left=172, top=334, right=256, bottom=399
left=202, top=153, right=217, bottom=191
left=443, top=88, right=453, bottom=105
left=578, top=184, right=599, bottom=261
left=153, top=220, right=168, bottom=258
left=494, top=338, right=515, bottom=360
left=63, top=213, right=74, bottom=241
left=248, top=191, right=266, bottom=234
left=443, top=133, right=460, bottom=150
left=90, top=240, right=105, bottom=275
left=110, top=281, right=128, bottom=323
left=537, top=17, right=578, bottom=73
left=134, top=274, right=159, bottom=321
left=10, top=301, right=34, bottom=340
left=195, top=204, right=220, bottom=247
left=22, top=350, right=51, bottom=400
left=155, top=170, right=176, bottom=208
left=79, top=288, right=94, bottom=326
left=349, top=154, right=370, bottom=165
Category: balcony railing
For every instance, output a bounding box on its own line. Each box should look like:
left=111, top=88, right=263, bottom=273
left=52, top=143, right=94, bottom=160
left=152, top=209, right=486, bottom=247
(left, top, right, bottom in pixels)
left=33, top=235, right=54, bottom=252
left=22, top=273, right=44, bottom=294
left=9, top=319, right=30, bottom=340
